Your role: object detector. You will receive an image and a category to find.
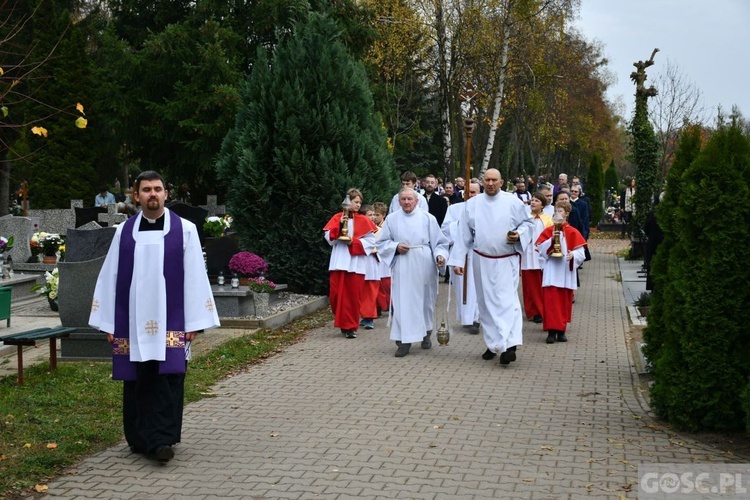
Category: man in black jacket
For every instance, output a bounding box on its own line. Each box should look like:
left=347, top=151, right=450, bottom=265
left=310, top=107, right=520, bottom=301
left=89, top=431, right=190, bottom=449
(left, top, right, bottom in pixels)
left=423, top=174, right=448, bottom=226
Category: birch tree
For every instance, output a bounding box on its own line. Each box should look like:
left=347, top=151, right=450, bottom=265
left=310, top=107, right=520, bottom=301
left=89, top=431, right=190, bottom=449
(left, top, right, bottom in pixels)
left=650, top=59, right=706, bottom=179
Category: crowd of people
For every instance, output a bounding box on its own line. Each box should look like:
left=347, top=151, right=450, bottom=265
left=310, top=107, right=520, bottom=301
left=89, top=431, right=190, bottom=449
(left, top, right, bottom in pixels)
left=324, top=169, right=590, bottom=361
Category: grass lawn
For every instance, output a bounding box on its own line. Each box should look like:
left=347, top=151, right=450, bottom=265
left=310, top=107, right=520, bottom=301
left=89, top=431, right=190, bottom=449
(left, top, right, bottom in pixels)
left=0, top=309, right=331, bottom=497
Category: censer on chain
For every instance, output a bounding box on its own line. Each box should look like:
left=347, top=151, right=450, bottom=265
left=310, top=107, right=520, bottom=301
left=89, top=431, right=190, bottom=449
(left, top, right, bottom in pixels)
left=436, top=264, right=452, bottom=346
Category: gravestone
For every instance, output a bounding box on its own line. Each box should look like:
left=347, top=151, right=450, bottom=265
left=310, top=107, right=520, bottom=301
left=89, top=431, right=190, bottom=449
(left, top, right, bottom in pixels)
left=28, top=200, right=81, bottom=235
left=200, top=195, right=226, bottom=217
left=97, top=204, right=127, bottom=226
left=77, top=221, right=102, bottom=231
left=205, top=234, right=240, bottom=277
left=58, top=257, right=110, bottom=360
left=166, top=201, right=208, bottom=244
left=0, top=215, right=35, bottom=263
left=58, top=258, right=105, bottom=327
left=57, top=227, right=117, bottom=360
left=75, top=206, right=107, bottom=227
left=64, top=227, right=116, bottom=262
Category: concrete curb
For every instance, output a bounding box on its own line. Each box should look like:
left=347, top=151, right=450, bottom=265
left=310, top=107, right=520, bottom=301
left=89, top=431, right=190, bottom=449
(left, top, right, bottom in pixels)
left=218, top=296, right=329, bottom=330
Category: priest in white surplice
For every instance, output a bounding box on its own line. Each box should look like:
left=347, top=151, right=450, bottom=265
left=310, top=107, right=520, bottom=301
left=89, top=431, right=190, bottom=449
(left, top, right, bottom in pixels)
left=377, top=188, right=449, bottom=357
left=89, top=171, right=220, bottom=462
left=441, top=181, right=480, bottom=333
left=448, top=169, right=534, bottom=365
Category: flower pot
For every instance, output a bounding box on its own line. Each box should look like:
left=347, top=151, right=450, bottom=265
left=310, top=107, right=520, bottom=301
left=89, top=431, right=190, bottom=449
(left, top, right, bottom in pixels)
left=240, top=276, right=250, bottom=286
left=42, top=255, right=57, bottom=264
left=48, top=298, right=59, bottom=312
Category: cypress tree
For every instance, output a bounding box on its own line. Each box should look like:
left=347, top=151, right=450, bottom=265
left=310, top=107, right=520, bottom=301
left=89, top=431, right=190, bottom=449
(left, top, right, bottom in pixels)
left=585, top=154, right=604, bottom=225
left=216, top=13, right=397, bottom=295
left=604, top=160, right=619, bottom=199
left=642, top=125, right=702, bottom=369
left=648, top=119, right=750, bottom=431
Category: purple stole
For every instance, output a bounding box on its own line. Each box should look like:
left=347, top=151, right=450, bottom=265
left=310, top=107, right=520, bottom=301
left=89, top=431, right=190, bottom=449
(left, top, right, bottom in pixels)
left=112, top=210, right=186, bottom=381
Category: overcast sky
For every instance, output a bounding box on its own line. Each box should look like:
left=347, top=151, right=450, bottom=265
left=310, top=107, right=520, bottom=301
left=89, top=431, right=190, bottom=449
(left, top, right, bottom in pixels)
left=573, top=0, right=750, bottom=122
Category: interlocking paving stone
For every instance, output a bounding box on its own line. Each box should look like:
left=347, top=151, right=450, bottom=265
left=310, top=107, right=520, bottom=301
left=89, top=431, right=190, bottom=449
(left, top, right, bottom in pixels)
left=44, top=239, right=739, bottom=499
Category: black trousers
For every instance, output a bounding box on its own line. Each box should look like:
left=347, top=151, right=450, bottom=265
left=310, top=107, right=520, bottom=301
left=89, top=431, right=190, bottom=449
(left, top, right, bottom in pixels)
left=123, top=360, right=186, bottom=453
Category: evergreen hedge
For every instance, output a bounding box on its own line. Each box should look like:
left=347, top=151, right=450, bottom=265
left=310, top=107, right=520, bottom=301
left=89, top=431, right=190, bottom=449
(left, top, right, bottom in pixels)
left=215, top=13, right=397, bottom=295
left=647, top=119, right=750, bottom=431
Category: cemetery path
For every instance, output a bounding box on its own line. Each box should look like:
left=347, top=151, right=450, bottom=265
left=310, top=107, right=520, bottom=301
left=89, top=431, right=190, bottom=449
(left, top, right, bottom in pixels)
left=41, top=238, right=744, bottom=499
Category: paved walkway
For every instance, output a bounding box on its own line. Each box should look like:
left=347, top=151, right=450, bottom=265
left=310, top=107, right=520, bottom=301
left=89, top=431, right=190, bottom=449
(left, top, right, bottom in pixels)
left=43, top=239, right=737, bottom=499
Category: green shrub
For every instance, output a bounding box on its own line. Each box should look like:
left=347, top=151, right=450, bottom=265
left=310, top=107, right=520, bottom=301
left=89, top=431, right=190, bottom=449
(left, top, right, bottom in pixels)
left=647, top=118, right=750, bottom=432
left=215, top=13, right=397, bottom=294
left=634, top=292, right=651, bottom=307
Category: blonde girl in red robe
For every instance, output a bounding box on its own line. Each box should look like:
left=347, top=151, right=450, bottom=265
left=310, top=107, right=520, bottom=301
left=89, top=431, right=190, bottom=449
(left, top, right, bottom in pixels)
left=535, top=200, right=587, bottom=344
left=521, top=192, right=553, bottom=324
left=323, top=189, right=378, bottom=339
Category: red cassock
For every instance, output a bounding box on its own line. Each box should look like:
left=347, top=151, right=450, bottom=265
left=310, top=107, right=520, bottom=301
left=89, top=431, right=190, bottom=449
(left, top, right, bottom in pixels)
left=324, top=212, right=377, bottom=331
left=536, top=223, right=587, bottom=332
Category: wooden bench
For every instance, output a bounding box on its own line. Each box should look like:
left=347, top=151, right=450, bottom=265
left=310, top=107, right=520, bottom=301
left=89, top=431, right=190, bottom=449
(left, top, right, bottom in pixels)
left=1, top=327, right=76, bottom=385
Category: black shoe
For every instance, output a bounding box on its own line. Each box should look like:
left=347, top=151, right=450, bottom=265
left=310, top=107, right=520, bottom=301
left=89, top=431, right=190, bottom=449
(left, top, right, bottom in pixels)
left=346, top=330, right=357, bottom=339
left=499, top=348, right=517, bottom=365
left=421, top=331, right=432, bottom=349
left=556, top=332, right=568, bottom=342
left=532, top=315, right=543, bottom=324
left=150, top=445, right=174, bottom=462
left=482, top=348, right=496, bottom=360
left=546, top=332, right=556, bottom=344
left=395, top=343, right=411, bottom=357
left=464, top=324, right=480, bottom=335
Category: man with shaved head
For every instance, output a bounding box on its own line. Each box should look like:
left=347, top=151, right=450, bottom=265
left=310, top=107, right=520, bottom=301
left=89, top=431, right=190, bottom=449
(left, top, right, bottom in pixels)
left=448, top=169, right=533, bottom=365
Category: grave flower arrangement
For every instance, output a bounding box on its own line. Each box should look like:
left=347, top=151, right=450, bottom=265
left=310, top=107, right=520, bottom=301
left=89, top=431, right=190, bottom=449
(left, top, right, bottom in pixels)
left=31, top=268, right=59, bottom=300
left=37, top=232, right=65, bottom=256
left=30, top=233, right=42, bottom=256
left=0, top=235, right=14, bottom=254
left=203, top=215, right=232, bottom=237
left=246, top=276, right=277, bottom=293
left=228, top=251, right=268, bottom=278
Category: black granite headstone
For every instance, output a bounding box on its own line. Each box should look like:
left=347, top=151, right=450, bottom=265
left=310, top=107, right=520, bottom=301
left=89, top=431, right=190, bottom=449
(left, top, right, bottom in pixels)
left=64, top=227, right=117, bottom=262
left=75, top=206, right=107, bottom=227
left=166, top=201, right=208, bottom=244
left=58, top=257, right=111, bottom=360
left=205, top=234, right=240, bottom=277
